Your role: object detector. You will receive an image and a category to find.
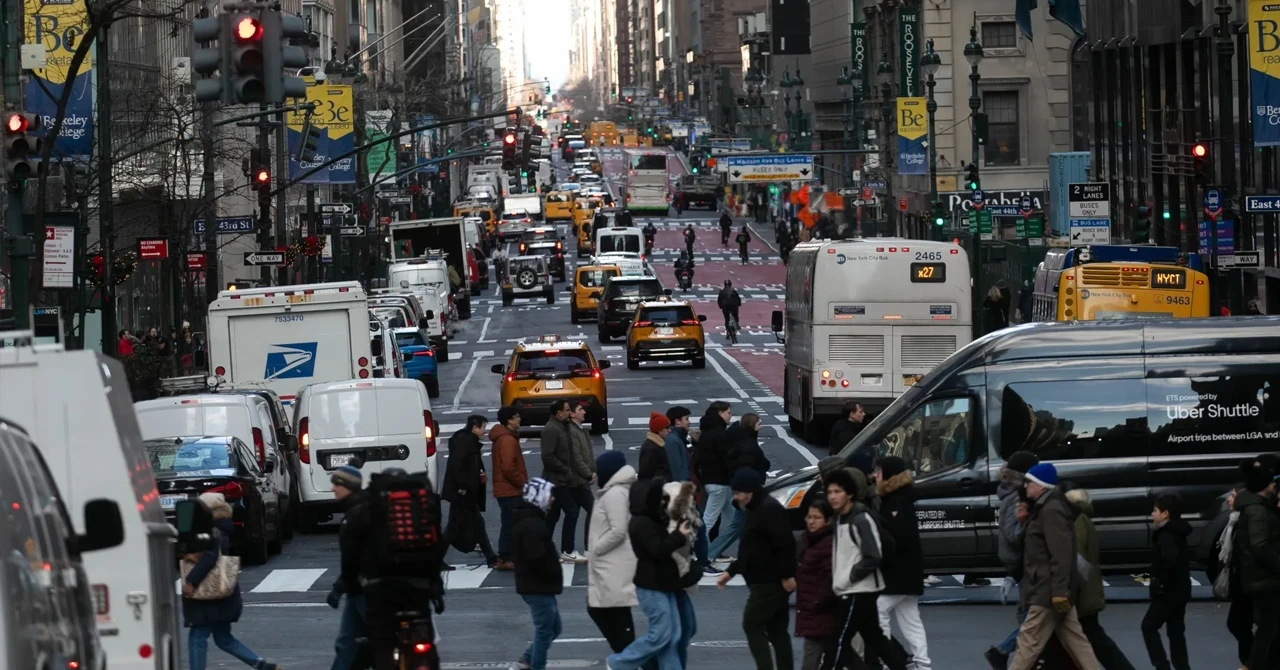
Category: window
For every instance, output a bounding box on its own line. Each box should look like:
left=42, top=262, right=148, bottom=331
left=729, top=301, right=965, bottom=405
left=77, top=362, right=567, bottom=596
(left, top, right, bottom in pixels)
left=983, top=91, right=1021, bottom=166
left=578, top=269, right=618, bottom=287
left=982, top=21, right=1018, bottom=49
left=999, top=380, right=1149, bottom=461
left=637, top=305, right=695, bottom=324
left=147, top=440, right=235, bottom=474
left=515, top=350, right=593, bottom=375
left=874, top=397, right=975, bottom=475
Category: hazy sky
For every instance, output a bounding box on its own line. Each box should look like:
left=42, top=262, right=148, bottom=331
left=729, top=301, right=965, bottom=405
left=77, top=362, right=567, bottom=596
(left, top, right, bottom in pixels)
left=519, top=0, right=570, bottom=92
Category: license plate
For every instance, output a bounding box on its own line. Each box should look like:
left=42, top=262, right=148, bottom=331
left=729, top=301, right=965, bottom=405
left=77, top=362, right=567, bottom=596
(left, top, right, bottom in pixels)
left=160, top=495, right=188, bottom=510
left=329, top=453, right=357, bottom=468
left=545, top=380, right=564, bottom=390
left=656, top=327, right=674, bottom=336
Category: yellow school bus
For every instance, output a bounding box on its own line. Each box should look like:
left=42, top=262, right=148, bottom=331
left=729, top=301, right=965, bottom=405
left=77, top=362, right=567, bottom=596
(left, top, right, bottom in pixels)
left=589, top=121, right=619, bottom=146
left=1031, top=245, right=1210, bottom=321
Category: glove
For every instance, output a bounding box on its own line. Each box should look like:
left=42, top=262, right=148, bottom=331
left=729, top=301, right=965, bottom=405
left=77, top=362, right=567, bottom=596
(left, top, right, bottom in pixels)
left=1052, top=596, right=1071, bottom=613
left=326, top=588, right=342, bottom=609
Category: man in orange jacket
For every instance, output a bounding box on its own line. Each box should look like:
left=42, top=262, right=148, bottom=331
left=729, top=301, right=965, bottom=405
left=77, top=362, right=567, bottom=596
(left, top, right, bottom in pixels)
left=490, top=406, right=529, bottom=570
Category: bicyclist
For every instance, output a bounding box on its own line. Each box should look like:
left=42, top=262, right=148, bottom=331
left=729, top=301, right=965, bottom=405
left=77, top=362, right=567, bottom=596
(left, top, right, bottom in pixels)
left=735, top=225, right=752, bottom=265
left=642, top=221, right=658, bottom=255
left=683, top=223, right=697, bottom=256
left=717, top=279, right=742, bottom=335
left=719, top=209, right=733, bottom=246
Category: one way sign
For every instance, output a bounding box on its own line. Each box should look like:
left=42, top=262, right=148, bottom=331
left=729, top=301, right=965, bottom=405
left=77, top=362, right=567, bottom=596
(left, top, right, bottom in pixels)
left=244, top=251, right=286, bottom=266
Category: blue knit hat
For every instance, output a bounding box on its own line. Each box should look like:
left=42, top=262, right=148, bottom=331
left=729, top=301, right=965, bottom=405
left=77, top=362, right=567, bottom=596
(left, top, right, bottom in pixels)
left=1025, top=462, right=1058, bottom=489
left=596, top=451, right=627, bottom=487
left=330, top=465, right=363, bottom=490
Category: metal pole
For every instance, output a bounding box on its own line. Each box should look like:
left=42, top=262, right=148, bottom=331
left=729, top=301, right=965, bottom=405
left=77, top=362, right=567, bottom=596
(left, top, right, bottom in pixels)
left=927, top=72, right=938, bottom=238
left=201, top=101, right=219, bottom=309
left=257, top=106, right=273, bottom=286
left=96, top=22, right=116, bottom=355
left=967, top=30, right=984, bottom=336
left=2, top=0, right=31, bottom=329
left=275, top=112, right=289, bottom=285
left=305, top=184, right=317, bottom=283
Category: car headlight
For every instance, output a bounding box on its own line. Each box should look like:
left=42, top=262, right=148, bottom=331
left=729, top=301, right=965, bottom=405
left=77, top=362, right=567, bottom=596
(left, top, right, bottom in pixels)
left=770, top=485, right=808, bottom=509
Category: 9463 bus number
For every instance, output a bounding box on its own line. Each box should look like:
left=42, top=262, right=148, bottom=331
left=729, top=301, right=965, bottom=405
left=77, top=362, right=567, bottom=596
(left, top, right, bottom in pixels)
left=1157, top=295, right=1191, bottom=306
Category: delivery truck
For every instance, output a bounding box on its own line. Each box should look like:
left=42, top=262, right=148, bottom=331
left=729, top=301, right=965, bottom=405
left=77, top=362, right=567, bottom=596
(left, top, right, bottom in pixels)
left=389, top=216, right=476, bottom=319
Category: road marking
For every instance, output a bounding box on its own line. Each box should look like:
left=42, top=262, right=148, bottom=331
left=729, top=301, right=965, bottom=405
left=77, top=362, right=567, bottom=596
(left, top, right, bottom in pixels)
left=249, top=568, right=327, bottom=593
left=448, top=351, right=463, bottom=361
left=477, top=317, right=495, bottom=343
left=452, top=358, right=481, bottom=411
left=602, top=433, right=614, bottom=450
left=770, top=424, right=818, bottom=466
left=668, top=399, right=696, bottom=404
left=561, top=563, right=576, bottom=587
left=444, top=565, right=493, bottom=590
left=621, top=401, right=653, bottom=406
left=705, top=348, right=749, bottom=398
left=627, top=417, right=651, bottom=425
left=553, top=638, right=607, bottom=644
left=473, top=350, right=494, bottom=359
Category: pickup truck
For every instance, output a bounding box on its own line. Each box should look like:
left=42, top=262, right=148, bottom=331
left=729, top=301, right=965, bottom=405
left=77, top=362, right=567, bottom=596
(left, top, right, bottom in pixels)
left=675, top=174, right=721, bottom=210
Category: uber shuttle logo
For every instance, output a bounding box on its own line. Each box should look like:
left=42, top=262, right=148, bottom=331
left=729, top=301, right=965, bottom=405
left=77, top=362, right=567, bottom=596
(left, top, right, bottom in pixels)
left=264, top=342, right=319, bottom=380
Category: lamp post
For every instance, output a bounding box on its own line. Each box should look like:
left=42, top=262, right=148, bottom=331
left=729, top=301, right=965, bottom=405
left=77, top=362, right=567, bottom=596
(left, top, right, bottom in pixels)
left=838, top=66, right=853, bottom=187
left=921, top=39, right=942, bottom=238
left=963, top=26, right=985, bottom=335
left=744, top=67, right=766, bottom=148
left=780, top=69, right=798, bottom=150
left=964, top=26, right=984, bottom=183
left=877, top=52, right=893, bottom=237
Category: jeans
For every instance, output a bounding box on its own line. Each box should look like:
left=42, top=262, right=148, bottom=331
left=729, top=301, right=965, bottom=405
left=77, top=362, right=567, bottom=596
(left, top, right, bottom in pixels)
left=1079, top=612, right=1136, bottom=670
left=188, top=622, right=262, bottom=670
left=497, top=496, right=520, bottom=561
left=694, top=499, right=710, bottom=566
left=520, top=594, right=562, bottom=670
left=545, top=485, right=589, bottom=554
left=996, top=605, right=1029, bottom=656
left=331, top=593, right=367, bottom=670
left=1141, top=598, right=1189, bottom=670
left=607, top=587, right=683, bottom=670
left=743, top=582, right=793, bottom=670
left=674, top=590, right=697, bottom=668
left=702, top=484, right=733, bottom=533
left=877, top=594, right=930, bottom=669
left=707, top=503, right=743, bottom=559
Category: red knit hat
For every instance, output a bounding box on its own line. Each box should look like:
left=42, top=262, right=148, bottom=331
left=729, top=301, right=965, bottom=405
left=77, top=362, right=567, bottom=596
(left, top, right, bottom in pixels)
left=648, top=411, right=671, bottom=433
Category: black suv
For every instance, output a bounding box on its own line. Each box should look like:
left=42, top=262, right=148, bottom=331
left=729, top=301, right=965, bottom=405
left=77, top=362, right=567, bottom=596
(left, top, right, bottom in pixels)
left=596, top=276, right=668, bottom=342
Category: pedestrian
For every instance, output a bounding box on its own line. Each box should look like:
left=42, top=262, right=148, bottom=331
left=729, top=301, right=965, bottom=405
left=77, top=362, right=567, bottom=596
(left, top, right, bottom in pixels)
left=1140, top=493, right=1192, bottom=670
left=513, top=478, right=564, bottom=670
left=664, top=406, right=693, bottom=482
left=720, top=210, right=733, bottom=246
left=827, top=401, right=866, bottom=456
left=716, top=468, right=797, bottom=670
left=1234, top=456, right=1280, bottom=670
left=873, top=456, right=931, bottom=670
left=442, top=415, right=499, bottom=567
left=986, top=451, right=1040, bottom=669
left=327, top=465, right=370, bottom=670
left=182, top=492, right=281, bottom=670
left=683, top=223, right=696, bottom=256
left=1064, top=487, right=1134, bottom=670
left=661, top=480, right=702, bottom=668
left=727, top=413, right=769, bottom=478
left=586, top=452, right=648, bottom=661
left=638, top=412, right=673, bottom=482
left=1202, top=484, right=1255, bottom=666
left=795, top=499, right=839, bottom=670
left=567, top=403, right=598, bottom=549
left=822, top=468, right=909, bottom=670
left=116, top=329, right=135, bottom=357
left=1008, top=463, right=1100, bottom=670
left=607, top=477, right=694, bottom=670
left=491, top=406, right=528, bottom=571
left=736, top=225, right=752, bottom=264
left=541, top=400, right=586, bottom=562
left=693, top=402, right=735, bottom=560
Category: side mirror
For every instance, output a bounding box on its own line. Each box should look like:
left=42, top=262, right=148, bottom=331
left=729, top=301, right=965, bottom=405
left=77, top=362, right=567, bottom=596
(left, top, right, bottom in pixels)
left=564, top=285, right=573, bottom=292
left=664, top=288, right=673, bottom=295
left=77, top=499, right=125, bottom=552
left=370, top=338, right=384, bottom=357
left=771, top=310, right=784, bottom=332
left=422, top=310, right=435, bottom=322
left=490, top=363, right=506, bottom=374
left=276, top=427, right=289, bottom=447
left=598, top=360, right=611, bottom=369
left=263, top=460, right=276, bottom=474
left=698, top=314, right=707, bottom=322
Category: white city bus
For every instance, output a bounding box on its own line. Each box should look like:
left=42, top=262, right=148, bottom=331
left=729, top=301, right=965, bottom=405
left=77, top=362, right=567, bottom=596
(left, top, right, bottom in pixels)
left=772, top=239, right=972, bottom=444
left=623, top=149, right=670, bottom=213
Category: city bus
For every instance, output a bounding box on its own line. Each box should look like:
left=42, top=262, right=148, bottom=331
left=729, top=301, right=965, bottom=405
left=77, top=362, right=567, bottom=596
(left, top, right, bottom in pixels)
left=623, top=148, right=670, bottom=213
left=1030, top=245, right=1210, bottom=321
left=772, top=239, right=973, bottom=444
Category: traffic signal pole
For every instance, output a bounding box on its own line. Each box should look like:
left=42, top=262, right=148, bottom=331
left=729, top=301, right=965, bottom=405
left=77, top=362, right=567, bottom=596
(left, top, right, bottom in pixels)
left=256, top=104, right=273, bottom=286
left=97, top=22, right=117, bottom=355
left=201, top=102, right=219, bottom=314
left=2, top=0, right=31, bottom=330
left=274, top=112, right=288, bottom=285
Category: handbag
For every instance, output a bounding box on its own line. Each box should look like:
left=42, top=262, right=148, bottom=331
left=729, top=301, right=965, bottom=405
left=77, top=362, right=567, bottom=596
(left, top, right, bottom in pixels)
left=180, top=553, right=241, bottom=600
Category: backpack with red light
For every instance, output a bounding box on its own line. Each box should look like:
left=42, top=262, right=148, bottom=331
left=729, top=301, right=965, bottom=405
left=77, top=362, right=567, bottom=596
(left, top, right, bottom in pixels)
left=366, top=470, right=445, bottom=587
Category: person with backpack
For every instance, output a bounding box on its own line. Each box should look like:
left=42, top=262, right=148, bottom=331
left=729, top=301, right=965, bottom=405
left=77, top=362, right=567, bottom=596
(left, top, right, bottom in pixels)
left=985, top=451, right=1039, bottom=669
left=1064, top=487, right=1134, bottom=670
left=874, top=457, right=930, bottom=670
left=736, top=226, right=752, bottom=264
left=513, top=478, right=565, bottom=670
left=1234, top=456, right=1280, bottom=670
left=822, top=468, right=908, bottom=670
left=328, top=466, right=372, bottom=670
left=1142, top=493, right=1192, bottom=670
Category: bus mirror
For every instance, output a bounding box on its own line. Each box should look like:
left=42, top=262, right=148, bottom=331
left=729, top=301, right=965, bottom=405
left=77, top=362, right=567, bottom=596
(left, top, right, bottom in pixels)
left=370, top=338, right=384, bottom=357
left=771, top=310, right=784, bottom=332
left=77, top=499, right=124, bottom=552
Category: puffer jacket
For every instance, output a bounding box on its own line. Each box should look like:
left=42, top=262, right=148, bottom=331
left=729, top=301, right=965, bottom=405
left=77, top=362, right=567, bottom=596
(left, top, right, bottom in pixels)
left=1019, top=487, right=1079, bottom=609
left=539, top=418, right=574, bottom=487
left=692, top=412, right=731, bottom=485
left=726, top=421, right=770, bottom=476
left=1234, top=489, right=1280, bottom=595
left=567, top=420, right=596, bottom=487
left=587, top=465, right=639, bottom=608
left=1065, top=489, right=1104, bottom=617
left=513, top=500, right=563, bottom=595
left=1150, top=515, right=1192, bottom=603
left=489, top=423, right=527, bottom=498
left=794, top=525, right=837, bottom=639
left=832, top=502, right=884, bottom=596
left=628, top=478, right=687, bottom=592
left=996, top=467, right=1027, bottom=578
left=877, top=471, right=923, bottom=596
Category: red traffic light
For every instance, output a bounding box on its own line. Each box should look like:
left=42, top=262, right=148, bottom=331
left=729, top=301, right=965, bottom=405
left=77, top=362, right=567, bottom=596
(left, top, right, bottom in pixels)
left=235, top=16, right=263, bottom=41
left=5, top=113, right=27, bottom=134
left=1191, top=143, right=1208, bottom=158
left=254, top=169, right=270, bottom=184
left=503, top=133, right=517, bottom=145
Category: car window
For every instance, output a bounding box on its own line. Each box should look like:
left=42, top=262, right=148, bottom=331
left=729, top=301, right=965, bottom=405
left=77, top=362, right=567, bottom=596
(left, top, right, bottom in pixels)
left=598, top=234, right=640, bottom=254
left=372, top=308, right=408, bottom=329
left=148, top=440, right=236, bottom=473
left=876, top=397, right=976, bottom=475
left=235, top=440, right=264, bottom=477
left=638, top=305, right=695, bottom=324
left=547, top=194, right=571, bottom=203
left=396, top=331, right=427, bottom=347
left=999, top=381, right=1148, bottom=461
left=609, top=281, right=663, bottom=298
left=578, top=269, right=618, bottom=288
left=514, top=350, right=594, bottom=375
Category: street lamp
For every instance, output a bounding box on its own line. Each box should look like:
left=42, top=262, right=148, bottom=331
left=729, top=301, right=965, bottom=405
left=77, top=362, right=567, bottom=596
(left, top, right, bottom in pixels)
left=838, top=66, right=854, bottom=186
left=780, top=69, right=799, bottom=149
left=921, top=39, right=943, bottom=233
left=963, top=25, right=984, bottom=179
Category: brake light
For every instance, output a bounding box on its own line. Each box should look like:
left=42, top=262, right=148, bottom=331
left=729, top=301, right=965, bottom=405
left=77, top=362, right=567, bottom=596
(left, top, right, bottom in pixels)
left=519, top=242, right=527, bottom=253
left=92, top=584, right=109, bottom=615
left=359, top=369, right=370, bottom=378
left=252, top=427, right=266, bottom=467
left=415, top=350, right=434, bottom=357
left=138, top=645, right=153, bottom=659
left=414, top=643, right=432, bottom=654
left=681, top=319, right=699, bottom=325
left=424, top=410, right=436, bottom=457
left=358, top=356, right=369, bottom=367
left=505, top=372, right=516, bottom=383
left=299, top=418, right=310, bottom=464
left=633, top=321, right=652, bottom=328
left=555, top=241, right=563, bottom=250
left=208, top=481, right=244, bottom=501
left=215, top=366, right=226, bottom=375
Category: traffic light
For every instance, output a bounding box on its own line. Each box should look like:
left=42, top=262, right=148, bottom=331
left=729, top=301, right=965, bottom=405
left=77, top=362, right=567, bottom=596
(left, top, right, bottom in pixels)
left=262, top=11, right=308, bottom=103
left=1192, top=142, right=1209, bottom=187
left=544, top=83, right=551, bottom=94
left=768, top=183, right=779, bottom=196
left=964, top=163, right=980, bottom=190
left=932, top=201, right=947, bottom=227
left=3, top=112, right=41, bottom=186
left=1133, top=202, right=1153, bottom=244
left=192, top=11, right=231, bottom=102
left=521, top=132, right=533, bottom=166
left=295, top=118, right=321, bottom=162
left=252, top=165, right=271, bottom=192
left=229, top=13, right=266, bottom=103
left=501, top=128, right=517, bottom=170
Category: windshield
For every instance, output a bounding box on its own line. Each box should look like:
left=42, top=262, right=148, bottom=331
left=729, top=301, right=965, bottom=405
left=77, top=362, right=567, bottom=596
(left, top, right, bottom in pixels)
left=546, top=193, right=572, bottom=203
left=147, top=441, right=236, bottom=474
left=598, top=234, right=641, bottom=254
left=578, top=269, right=618, bottom=287
left=372, top=308, right=408, bottom=328
left=836, top=386, right=924, bottom=457
left=395, top=331, right=426, bottom=347
left=528, top=244, right=561, bottom=257
left=515, top=350, right=593, bottom=375
left=638, top=305, right=695, bottom=324
left=631, top=154, right=667, bottom=170
left=610, top=281, right=663, bottom=298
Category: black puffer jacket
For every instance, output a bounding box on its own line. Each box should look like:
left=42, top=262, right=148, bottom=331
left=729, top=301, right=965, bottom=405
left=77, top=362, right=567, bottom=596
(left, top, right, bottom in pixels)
left=725, top=493, right=796, bottom=585
left=1234, top=490, right=1280, bottom=595
left=512, top=500, right=563, bottom=595
left=692, top=412, right=731, bottom=485
left=1150, top=517, right=1192, bottom=602
left=627, top=479, right=687, bottom=592
left=877, top=472, right=923, bottom=596
left=726, top=422, right=769, bottom=476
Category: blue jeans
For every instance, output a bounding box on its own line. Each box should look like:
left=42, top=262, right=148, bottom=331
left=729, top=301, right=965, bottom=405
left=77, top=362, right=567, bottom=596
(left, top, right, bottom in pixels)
left=188, top=622, right=261, bottom=670
left=702, top=484, right=733, bottom=531
left=707, top=503, right=744, bottom=559
left=521, top=594, right=562, bottom=670
left=694, top=499, right=709, bottom=566
left=497, top=496, right=520, bottom=561
left=674, top=590, right=698, bottom=668
left=331, top=593, right=366, bottom=670
left=996, top=605, right=1029, bottom=655
left=608, top=588, right=683, bottom=670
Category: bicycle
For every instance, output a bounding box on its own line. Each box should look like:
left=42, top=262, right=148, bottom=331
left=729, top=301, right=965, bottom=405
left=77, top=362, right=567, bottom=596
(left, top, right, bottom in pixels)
left=726, top=314, right=738, bottom=345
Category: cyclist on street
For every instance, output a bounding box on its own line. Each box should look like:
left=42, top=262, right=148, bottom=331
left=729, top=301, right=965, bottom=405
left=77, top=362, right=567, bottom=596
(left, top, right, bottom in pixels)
left=717, top=280, right=742, bottom=339
left=735, top=225, right=752, bottom=265
left=643, top=221, right=658, bottom=256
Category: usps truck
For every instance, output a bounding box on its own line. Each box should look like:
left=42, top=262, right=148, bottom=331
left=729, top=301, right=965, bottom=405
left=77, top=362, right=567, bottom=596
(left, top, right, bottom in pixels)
left=207, top=281, right=374, bottom=406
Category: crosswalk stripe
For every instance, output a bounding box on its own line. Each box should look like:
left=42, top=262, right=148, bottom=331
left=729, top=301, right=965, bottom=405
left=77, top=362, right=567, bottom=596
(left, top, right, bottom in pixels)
left=562, top=562, right=577, bottom=587
left=443, top=565, right=492, bottom=590
left=628, top=417, right=650, bottom=425
left=249, top=568, right=328, bottom=593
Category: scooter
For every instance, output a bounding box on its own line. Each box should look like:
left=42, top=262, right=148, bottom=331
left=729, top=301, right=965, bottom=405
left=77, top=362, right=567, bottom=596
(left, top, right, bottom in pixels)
left=676, top=268, right=694, bottom=291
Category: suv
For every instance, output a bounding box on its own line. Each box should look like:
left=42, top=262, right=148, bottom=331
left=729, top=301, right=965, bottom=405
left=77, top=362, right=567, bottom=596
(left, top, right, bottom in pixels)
left=498, top=211, right=533, bottom=240
left=525, top=240, right=567, bottom=281
left=626, top=298, right=707, bottom=369
left=519, top=227, right=562, bottom=248
left=596, top=275, right=668, bottom=342
left=502, top=255, right=556, bottom=306
left=490, top=337, right=611, bottom=434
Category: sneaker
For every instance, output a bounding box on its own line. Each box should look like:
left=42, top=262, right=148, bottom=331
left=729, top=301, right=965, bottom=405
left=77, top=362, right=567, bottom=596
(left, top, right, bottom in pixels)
left=513, top=660, right=531, bottom=670
left=923, top=575, right=944, bottom=586
left=983, top=647, right=1008, bottom=670
left=700, top=563, right=723, bottom=575
left=568, top=551, right=588, bottom=564
left=713, top=555, right=736, bottom=564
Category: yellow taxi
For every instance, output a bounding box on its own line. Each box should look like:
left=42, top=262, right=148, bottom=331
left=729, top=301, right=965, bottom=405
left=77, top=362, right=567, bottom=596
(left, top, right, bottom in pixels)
left=453, top=204, right=496, bottom=235
left=544, top=191, right=576, bottom=222
left=625, top=298, right=707, bottom=370
left=490, top=335, right=611, bottom=434
left=566, top=264, right=621, bottom=324
left=573, top=198, right=602, bottom=243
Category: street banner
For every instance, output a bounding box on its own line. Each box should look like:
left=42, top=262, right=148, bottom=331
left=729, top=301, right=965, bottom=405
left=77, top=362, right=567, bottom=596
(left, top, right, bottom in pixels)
left=896, top=98, right=928, bottom=175
left=415, top=115, right=440, bottom=174
left=850, top=23, right=867, bottom=78
left=24, top=0, right=94, bottom=162
left=898, top=8, right=920, bottom=97
left=1250, top=0, right=1280, bottom=146
left=287, top=81, right=356, bottom=183
left=366, top=110, right=395, bottom=183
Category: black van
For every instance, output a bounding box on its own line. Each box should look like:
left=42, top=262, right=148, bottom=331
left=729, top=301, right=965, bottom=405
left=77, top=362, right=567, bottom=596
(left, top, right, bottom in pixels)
left=764, top=317, right=1280, bottom=574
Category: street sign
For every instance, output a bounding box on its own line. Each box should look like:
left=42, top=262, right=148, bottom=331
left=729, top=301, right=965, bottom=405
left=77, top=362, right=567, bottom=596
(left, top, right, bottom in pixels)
left=1203, top=188, right=1223, bottom=219
left=42, top=226, right=75, bottom=289
left=898, top=197, right=908, bottom=212
left=837, top=188, right=860, bottom=197
left=185, top=252, right=207, bottom=271
left=320, top=203, right=353, bottom=215
left=725, top=154, right=814, bottom=183
left=386, top=196, right=412, bottom=205
left=967, top=208, right=993, bottom=239
left=339, top=227, right=365, bottom=237
left=1069, top=218, right=1111, bottom=246
left=972, top=190, right=985, bottom=207
left=858, top=180, right=888, bottom=189
left=1197, top=219, right=1237, bottom=255
left=1017, top=213, right=1045, bottom=240
left=137, top=238, right=169, bottom=261
left=1219, top=251, right=1261, bottom=268
left=243, top=251, right=286, bottom=266
left=194, top=216, right=255, bottom=235
left=1245, top=195, right=1280, bottom=213
left=1068, top=182, right=1112, bottom=219
left=862, top=187, right=874, bottom=201
left=1019, top=194, right=1033, bottom=212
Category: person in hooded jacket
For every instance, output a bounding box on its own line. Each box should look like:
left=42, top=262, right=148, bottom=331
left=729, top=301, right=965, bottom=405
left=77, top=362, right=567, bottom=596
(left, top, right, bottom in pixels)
left=513, top=478, right=564, bottom=670
left=638, top=412, right=673, bottom=482
left=1236, top=456, right=1280, bottom=670
left=608, top=477, right=695, bottom=670
left=874, top=457, right=930, bottom=670
left=1064, top=487, right=1134, bottom=670
left=986, top=451, right=1040, bottom=669
left=795, top=499, right=839, bottom=670
left=442, top=415, right=498, bottom=567
left=1142, top=493, right=1192, bottom=670
left=693, top=402, right=734, bottom=537
left=727, top=413, right=770, bottom=477
left=586, top=452, right=647, bottom=661
left=183, top=492, right=280, bottom=670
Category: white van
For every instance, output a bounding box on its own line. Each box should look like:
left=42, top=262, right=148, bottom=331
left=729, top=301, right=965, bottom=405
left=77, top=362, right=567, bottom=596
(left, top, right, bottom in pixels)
left=134, top=394, right=287, bottom=562
left=0, top=339, right=179, bottom=670
left=292, top=378, right=438, bottom=529
left=595, top=226, right=645, bottom=256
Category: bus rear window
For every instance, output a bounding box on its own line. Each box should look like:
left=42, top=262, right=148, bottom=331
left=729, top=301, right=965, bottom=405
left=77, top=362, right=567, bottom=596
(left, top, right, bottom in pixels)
left=598, top=235, right=640, bottom=254
left=631, top=155, right=667, bottom=170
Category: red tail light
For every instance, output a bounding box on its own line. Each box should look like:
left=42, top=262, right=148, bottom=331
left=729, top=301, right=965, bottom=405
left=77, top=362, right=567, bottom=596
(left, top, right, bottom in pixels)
left=519, top=243, right=527, bottom=253
left=633, top=321, right=652, bottom=328
left=252, top=427, right=266, bottom=467
left=681, top=319, right=700, bottom=325
left=214, top=366, right=226, bottom=375
left=504, top=372, right=516, bottom=383
left=424, top=410, right=436, bottom=457
left=358, top=368, right=370, bottom=378
left=299, top=418, right=310, bottom=464
left=555, top=241, right=563, bottom=250
left=414, top=643, right=432, bottom=654
left=415, top=350, right=434, bottom=357
left=208, top=481, right=244, bottom=501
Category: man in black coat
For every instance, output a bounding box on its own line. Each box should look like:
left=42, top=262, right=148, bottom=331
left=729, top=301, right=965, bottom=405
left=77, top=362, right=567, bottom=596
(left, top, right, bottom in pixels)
left=727, top=413, right=770, bottom=477
left=442, top=415, right=498, bottom=567
left=874, top=456, right=931, bottom=669
left=828, top=401, right=866, bottom=456
left=716, top=468, right=797, bottom=670
left=693, top=402, right=734, bottom=557
left=512, top=477, right=565, bottom=668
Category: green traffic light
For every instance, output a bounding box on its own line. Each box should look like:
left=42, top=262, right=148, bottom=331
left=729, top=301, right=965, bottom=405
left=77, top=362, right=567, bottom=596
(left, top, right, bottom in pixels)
left=967, top=181, right=978, bottom=190
left=691, top=167, right=698, bottom=173
left=1162, top=211, right=1172, bottom=220
left=934, top=217, right=945, bottom=226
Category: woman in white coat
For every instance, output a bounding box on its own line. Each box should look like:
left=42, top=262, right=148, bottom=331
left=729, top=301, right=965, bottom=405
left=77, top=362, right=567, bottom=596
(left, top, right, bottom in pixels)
left=586, top=451, right=645, bottom=656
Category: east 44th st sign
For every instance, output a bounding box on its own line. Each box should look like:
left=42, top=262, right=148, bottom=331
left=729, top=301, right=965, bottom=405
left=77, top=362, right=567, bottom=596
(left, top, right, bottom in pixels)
left=726, top=155, right=814, bottom=183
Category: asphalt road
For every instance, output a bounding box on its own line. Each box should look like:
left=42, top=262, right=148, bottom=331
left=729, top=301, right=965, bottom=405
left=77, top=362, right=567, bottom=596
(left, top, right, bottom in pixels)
left=198, top=152, right=1242, bottom=669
